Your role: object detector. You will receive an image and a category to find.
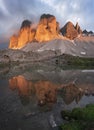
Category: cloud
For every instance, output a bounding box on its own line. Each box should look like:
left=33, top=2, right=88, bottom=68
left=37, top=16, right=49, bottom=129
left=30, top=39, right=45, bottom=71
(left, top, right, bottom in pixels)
left=0, top=0, right=94, bottom=46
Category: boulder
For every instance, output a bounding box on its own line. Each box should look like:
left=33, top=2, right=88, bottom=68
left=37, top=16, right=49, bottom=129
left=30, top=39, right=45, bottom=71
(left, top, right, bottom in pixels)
left=60, top=21, right=78, bottom=40
left=35, top=14, right=59, bottom=42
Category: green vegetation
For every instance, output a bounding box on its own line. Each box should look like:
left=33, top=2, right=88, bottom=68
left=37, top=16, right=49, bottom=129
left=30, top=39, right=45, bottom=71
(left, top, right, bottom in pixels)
left=0, top=62, right=9, bottom=68
left=61, top=104, right=94, bottom=121
left=60, top=104, right=94, bottom=130
left=60, top=121, right=84, bottom=130
left=59, top=54, right=94, bottom=69
left=67, top=56, right=94, bottom=66
left=60, top=121, right=94, bottom=130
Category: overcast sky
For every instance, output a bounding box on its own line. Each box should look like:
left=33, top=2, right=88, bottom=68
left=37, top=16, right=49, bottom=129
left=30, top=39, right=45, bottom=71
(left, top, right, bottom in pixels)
left=0, top=0, right=94, bottom=48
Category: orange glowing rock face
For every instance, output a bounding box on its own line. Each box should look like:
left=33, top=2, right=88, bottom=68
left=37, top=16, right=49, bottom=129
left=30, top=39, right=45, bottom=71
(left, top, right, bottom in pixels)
left=9, top=20, right=36, bottom=49
left=9, top=35, right=18, bottom=49
left=17, top=27, right=36, bottom=49
left=17, top=27, right=30, bottom=49
left=29, top=29, right=36, bottom=42
left=9, top=14, right=60, bottom=49
left=35, top=14, right=59, bottom=42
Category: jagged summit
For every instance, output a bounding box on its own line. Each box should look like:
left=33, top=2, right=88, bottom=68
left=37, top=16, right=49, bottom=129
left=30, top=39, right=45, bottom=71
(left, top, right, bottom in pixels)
left=83, top=29, right=94, bottom=35
left=60, top=21, right=82, bottom=40
left=35, top=13, right=59, bottom=42
left=75, top=22, right=82, bottom=34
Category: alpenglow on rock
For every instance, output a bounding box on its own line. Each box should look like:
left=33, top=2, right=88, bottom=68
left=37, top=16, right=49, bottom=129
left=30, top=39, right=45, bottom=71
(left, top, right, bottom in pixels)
left=9, top=35, right=18, bottom=49
left=35, top=14, right=59, bottom=42
left=9, top=14, right=60, bottom=49
left=9, top=20, right=36, bottom=49
left=17, top=20, right=36, bottom=49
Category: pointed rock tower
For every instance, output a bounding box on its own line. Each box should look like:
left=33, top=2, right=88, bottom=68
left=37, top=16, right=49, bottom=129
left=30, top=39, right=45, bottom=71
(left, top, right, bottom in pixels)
left=60, top=21, right=82, bottom=40
left=9, top=20, right=36, bottom=49
left=35, top=14, right=59, bottom=42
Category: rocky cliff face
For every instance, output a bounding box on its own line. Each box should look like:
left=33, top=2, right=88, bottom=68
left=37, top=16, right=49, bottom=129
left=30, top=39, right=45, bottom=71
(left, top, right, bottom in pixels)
left=35, top=14, right=59, bottom=42
left=9, top=35, right=18, bottom=49
left=17, top=20, right=36, bottom=48
left=9, top=20, right=36, bottom=49
left=9, top=14, right=60, bottom=49
left=60, top=22, right=82, bottom=40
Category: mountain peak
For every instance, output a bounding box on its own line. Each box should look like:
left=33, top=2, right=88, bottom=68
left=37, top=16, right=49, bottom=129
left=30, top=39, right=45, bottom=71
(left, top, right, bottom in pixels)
left=40, top=14, right=55, bottom=19
left=21, top=20, right=32, bottom=29
left=60, top=21, right=82, bottom=40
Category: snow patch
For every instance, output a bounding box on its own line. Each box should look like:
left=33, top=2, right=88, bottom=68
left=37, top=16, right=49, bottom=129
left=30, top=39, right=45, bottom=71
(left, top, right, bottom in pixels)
left=82, top=70, right=94, bottom=73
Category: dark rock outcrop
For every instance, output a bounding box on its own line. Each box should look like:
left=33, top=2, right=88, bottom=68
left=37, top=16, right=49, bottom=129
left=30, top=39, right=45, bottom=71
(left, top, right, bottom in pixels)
left=83, top=29, right=94, bottom=36
left=60, top=21, right=78, bottom=40
left=75, top=22, right=82, bottom=34
left=21, top=20, right=31, bottom=29
left=60, top=22, right=82, bottom=40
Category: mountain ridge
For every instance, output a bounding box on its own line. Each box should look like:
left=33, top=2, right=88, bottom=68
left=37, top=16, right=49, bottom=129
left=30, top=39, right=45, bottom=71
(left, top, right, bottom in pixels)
left=9, top=13, right=84, bottom=49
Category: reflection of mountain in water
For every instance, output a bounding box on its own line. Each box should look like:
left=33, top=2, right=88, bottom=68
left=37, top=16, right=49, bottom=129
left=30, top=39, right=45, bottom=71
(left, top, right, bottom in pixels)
left=9, top=76, right=58, bottom=106
left=9, top=75, right=87, bottom=106
left=59, top=83, right=84, bottom=105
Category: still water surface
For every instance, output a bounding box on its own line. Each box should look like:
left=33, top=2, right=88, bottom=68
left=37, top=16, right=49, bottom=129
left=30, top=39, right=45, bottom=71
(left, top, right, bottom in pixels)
left=0, top=63, right=94, bottom=130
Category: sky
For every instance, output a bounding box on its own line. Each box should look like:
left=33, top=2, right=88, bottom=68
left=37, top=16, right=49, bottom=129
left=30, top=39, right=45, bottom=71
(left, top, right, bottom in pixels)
left=0, top=0, right=94, bottom=48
